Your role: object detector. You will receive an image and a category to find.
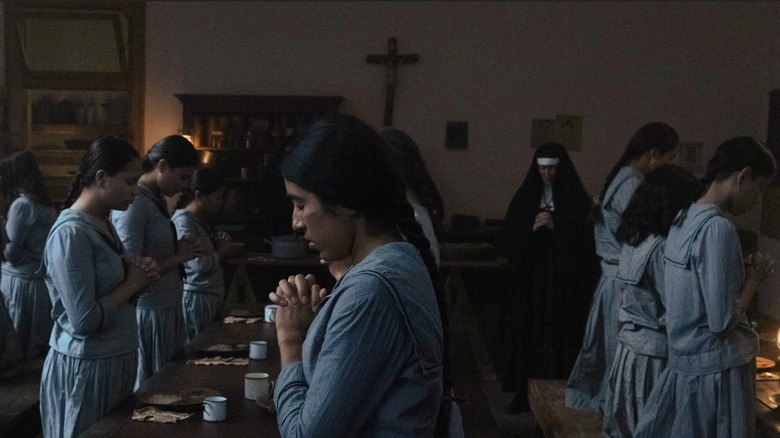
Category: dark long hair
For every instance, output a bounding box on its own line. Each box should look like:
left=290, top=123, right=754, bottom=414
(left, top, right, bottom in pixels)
left=176, top=167, right=225, bottom=210
left=379, top=128, right=445, bottom=239
left=616, top=164, right=700, bottom=246
left=700, top=136, right=776, bottom=189
left=591, top=122, right=679, bottom=222
left=63, top=136, right=140, bottom=209
left=143, top=134, right=199, bottom=172
left=280, top=114, right=451, bottom=389
left=0, top=149, right=52, bottom=208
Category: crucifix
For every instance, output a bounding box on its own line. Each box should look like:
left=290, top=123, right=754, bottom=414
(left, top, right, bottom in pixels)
left=366, top=37, right=418, bottom=127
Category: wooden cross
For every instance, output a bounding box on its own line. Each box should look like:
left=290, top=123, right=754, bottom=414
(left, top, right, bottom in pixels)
left=366, top=37, right=418, bottom=127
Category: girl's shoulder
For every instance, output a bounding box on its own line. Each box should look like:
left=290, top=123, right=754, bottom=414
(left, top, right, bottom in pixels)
left=665, top=204, right=733, bottom=266
left=604, top=166, right=642, bottom=205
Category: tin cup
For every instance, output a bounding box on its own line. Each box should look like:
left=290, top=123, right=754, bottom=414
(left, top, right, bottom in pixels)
left=245, top=372, right=270, bottom=400
left=249, top=340, right=268, bottom=360
left=264, top=304, right=277, bottom=323
left=203, top=395, right=227, bottom=422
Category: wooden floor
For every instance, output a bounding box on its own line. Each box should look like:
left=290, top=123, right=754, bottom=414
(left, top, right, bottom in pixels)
left=0, top=358, right=44, bottom=438
left=446, top=267, right=538, bottom=437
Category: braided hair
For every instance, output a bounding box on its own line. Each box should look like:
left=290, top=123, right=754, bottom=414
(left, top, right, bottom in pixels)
left=591, top=122, right=678, bottom=223
left=379, top=128, right=446, bottom=240
left=62, top=136, right=139, bottom=209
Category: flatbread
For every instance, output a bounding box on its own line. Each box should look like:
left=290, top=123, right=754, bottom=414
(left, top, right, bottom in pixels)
left=147, top=394, right=183, bottom=405
left=757, top=356, right=776, bottom=369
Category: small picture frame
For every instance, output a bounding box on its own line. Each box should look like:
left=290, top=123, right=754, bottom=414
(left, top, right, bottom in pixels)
left=677, top=142, right=705, bottom=177
left=446, top=121, right=468, bottom=150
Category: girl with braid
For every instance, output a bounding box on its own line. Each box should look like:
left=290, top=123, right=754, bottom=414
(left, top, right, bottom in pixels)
left=566, top=122, right=679, bottom=413
left=268, top=114, right=445, bottom=437
left=635, top=137, right=776, bottom=438
left=0, top=149, right=56, bottom=360
left=111, top=134, right=202, bottom=390
left=40, top=137, right=159, bottom=438
left=172, top=167, right=233, bottom=343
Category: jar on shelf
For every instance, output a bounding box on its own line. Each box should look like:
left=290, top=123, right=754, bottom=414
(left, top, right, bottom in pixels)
left=210, top=131, right=224, bottom=149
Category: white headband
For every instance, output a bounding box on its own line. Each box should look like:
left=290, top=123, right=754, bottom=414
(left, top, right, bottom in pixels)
left=536, top=157, right=560, bottom=166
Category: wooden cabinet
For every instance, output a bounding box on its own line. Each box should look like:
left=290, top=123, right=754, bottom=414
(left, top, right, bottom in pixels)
left=4, top=1, right=145, bottom=207
left=176, top=94, right=344, bottom=178
left=175, top=94, right=344, bottom=249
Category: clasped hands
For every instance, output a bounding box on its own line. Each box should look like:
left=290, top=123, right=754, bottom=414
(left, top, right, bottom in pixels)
left=126, top=256, right=160, bottom=292
left=269, top=273, right=327, bottom=345
left=269, top=257, right=352, bottom=345
left=533, top=211, right=554, bottom=231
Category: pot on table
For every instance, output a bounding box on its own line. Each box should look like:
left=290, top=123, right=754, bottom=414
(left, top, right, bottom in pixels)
left=265, top=235, right=309, bottom=259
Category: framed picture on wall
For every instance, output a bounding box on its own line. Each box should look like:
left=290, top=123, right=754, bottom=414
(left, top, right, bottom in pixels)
left=677, top=142, right=705, bottom=177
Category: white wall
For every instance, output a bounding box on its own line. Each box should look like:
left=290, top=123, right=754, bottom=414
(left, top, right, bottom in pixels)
left=0, top=1, right=776, bottom=313
left=145, top=1, right=780, bottom=220
left=144, top=0, right=780, bottom=316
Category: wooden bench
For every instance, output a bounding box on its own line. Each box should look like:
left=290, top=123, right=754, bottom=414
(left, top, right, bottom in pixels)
left=0, top=358, right=44, bottom=438
left=528, top=379, right=602, bottom=438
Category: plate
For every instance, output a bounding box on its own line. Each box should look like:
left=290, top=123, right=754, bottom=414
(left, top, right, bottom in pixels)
left=757, top=356, right=776, bottom=369
left=137, top=387, right=221, bottom=412
left=197, top=342, right=249, bottom=357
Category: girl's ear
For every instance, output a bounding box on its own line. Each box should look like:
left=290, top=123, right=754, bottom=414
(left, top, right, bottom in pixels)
left=95, top=169, right=107, bottom=188
left=737, top=167, right=753, bottom=185
left=157, top=159, right=169, bottom=173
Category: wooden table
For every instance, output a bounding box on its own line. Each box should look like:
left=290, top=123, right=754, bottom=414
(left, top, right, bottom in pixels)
left=82, top=317, right=281, bottom=437
left=754, top=317, right=780, bottom=437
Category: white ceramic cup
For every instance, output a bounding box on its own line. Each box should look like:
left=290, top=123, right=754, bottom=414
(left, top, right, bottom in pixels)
left=202, top=395, right=227, bottom=422
left=249, top=340, right=268, bottom=360
left=264, top=304, right=277, bottom=323
left=245, top=372, right=270, bottom=400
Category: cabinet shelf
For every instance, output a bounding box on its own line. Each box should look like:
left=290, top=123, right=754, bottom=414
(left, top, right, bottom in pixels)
left=5, top=1, right=146, bottom=209
left=177, top=94, right=344, bottom=239
left=31, top=123, right=128, bottom=137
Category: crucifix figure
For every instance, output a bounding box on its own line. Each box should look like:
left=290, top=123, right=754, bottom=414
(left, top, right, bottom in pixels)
left=367, top=37, right=418, bottom=127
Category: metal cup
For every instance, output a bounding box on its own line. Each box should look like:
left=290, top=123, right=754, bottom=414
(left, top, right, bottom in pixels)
left=203, top=396, right=227, bottom=422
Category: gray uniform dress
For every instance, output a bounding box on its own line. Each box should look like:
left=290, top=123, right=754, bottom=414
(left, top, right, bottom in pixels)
left=603, top=235, right=667, bottom=437
left=40, top=209, right=138, bottom=438
left=171, top=209, right=224, bottom=344
left=111, top=188, right=184, bottom=390
left=274, top=243, right=444, bottom=436
left=1, top=194, right=56, bottom=359
left=634, top=204, right=757, bottom=438
left=566, top=166, right=641, bottom=412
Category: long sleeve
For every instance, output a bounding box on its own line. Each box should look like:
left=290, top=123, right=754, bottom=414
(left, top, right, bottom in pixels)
left=3, top=199, right=35, bottom=264
left=697, top=219, right=743, bottom=335
left=174, top=214, right=219, bottom=276
left=111, top=201, right=148, bottom=259
left=46, top=224, right=119, bottom=337
left=275, top=285, right=409, bottom=437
